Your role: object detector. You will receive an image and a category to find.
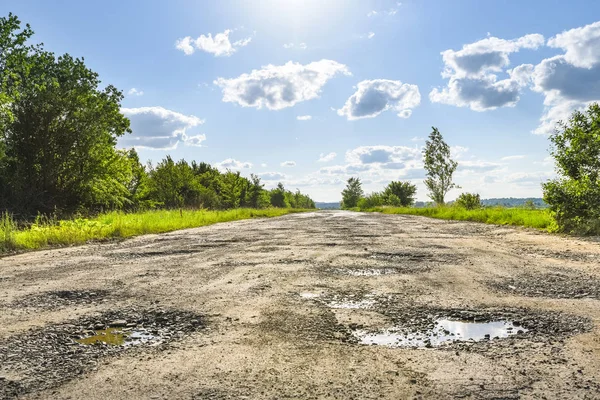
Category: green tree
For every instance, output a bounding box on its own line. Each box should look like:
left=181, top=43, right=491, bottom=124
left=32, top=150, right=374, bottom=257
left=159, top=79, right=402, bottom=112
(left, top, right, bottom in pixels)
left=220, top=170, right=243, bottom=209
left=543, top=103, right=600, bottom=235
left=0, top=15, right=132, bottom=215
left=455, top=192, right=481, bottom=210
left=341, top=177, right=364, bottom=209
left=384, top=181, right=417, bottom=207
left=423, top=127, right=459, bottom=205
left=246, top=174, right=265, bottom=208
left=270, top=182, right=288, bottom=208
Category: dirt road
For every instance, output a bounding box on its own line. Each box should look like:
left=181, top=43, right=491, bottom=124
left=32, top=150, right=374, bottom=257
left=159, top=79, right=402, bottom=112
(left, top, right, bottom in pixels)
left=2, top=210, right=600, bottom=399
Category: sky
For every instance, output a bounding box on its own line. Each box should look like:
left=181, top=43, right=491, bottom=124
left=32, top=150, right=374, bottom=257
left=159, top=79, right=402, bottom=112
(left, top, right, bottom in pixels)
left=2, top=0, right=600, bottom=202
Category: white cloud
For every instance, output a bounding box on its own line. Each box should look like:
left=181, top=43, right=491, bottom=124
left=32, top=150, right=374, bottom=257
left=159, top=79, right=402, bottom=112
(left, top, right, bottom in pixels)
left=260, top=163, right=268, bottom=168
left=175, top=29, right=251, bottom=57
left=500, top=155, right=526, bottom=161
left=529, top=21, right=600, bottom=134
left=127, top=88, right=144, bottom=96
left=346, top=145, right=421, bottom=168
left=216, top=158, right=253, bottom=171
left=281, top=161, right=296, bottom=167
left=410, top=136, right=424, bottom=142
left=367, top=10, right=378, bottom=17
left=338, top=79, right=421, bottom=120
left=297, top=115, right=312, bottom=121
left=214, top=60, right=351, bottom=110
left=259, top=172, right=287, bottom=181
left=368, top=32, right=375, bottom=39
left=547, top=21, right=600, bottom=68
left=283, top=42, right=307, bottom=50
left=430, top=33, right=544, bottom=111
left=318, top=152, right=337, bottom=162
left=120, top=107, right=205, bottom=150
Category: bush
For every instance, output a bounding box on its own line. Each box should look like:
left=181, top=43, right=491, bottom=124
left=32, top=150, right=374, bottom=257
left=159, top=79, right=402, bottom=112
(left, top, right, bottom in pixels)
left=455, top=193, right=481, bottom=210
left=543, top=103, right=600, bottom=235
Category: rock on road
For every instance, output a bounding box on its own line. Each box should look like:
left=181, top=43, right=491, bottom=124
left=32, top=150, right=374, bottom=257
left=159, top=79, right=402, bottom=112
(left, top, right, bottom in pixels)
left=1, top=210, right=600, bottom=399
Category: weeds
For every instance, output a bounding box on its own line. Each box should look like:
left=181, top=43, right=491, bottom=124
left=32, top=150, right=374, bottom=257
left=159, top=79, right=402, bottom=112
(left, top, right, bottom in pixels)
left=0, top=208, right=308, bottom=254
left=363, top=206, right=554, bottom=230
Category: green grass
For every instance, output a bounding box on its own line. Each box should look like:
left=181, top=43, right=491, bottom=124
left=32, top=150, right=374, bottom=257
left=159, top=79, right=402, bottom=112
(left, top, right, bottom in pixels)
left=362, top=206, right=555, bottom=230
left=0, top=208, right=309, bottom=254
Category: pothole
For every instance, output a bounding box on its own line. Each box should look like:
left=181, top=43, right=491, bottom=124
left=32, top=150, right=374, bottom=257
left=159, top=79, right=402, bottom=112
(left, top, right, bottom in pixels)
left=354, top=319, right=527, bottom=348
left=8, top=289, right=111, bottom=310
left=0, top=307, right=205, bottom=398
left=488, top=270, right=600, bottom=299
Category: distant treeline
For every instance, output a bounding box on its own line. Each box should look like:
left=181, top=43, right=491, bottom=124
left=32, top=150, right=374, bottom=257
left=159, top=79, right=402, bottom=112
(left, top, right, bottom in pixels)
left=0, top=14, right=314, bottom=220
left=413, top=198, right=547, bottom=208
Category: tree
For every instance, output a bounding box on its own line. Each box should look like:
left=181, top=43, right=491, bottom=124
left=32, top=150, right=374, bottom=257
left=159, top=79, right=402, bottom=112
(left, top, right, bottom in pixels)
left=341, top=177, right=364, bottom=209
left=270, top=182, right=288, bottom=208
left=384, top=181, right=417, bottom=207
left=246, top=174, right=265, bottom=208
left=543, top=103, right=600, bottom=235
left=423, top=127, right=459, bottom=205
left=0, top=15, right=132, bottom=215
left=455, top=193, right=481, bottom=210
left=220, top=170, right=243, bottom=209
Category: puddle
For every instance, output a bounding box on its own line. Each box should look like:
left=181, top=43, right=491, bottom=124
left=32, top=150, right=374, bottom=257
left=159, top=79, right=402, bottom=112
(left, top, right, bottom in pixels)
left=76, top=328, right=157, bottom=346
left=354, top=319, right=526, bottom=348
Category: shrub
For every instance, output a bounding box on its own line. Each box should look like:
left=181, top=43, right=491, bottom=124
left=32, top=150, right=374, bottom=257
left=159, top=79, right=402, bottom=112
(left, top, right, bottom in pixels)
left=543, top=103, right=600, bottom=235
left=455, top=193, right=481, bottom=210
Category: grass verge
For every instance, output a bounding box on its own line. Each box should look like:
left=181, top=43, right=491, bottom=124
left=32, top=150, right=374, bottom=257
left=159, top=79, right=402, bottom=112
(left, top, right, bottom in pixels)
left=0, top=208, right=309, bottom=254
left=362, top=206, right=555, bottom=230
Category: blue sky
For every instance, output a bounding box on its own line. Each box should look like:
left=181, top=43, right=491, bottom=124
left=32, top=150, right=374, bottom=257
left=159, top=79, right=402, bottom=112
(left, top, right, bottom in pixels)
left=3, top=0, right=600, bottom=201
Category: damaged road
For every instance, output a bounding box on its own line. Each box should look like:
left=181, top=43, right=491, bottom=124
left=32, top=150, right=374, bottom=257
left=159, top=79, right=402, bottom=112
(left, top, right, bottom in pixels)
left=1, top=210, right=600, bottom=399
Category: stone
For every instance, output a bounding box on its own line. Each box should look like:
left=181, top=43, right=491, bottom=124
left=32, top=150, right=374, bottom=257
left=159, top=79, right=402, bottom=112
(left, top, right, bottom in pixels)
left=109, top=320, right=127, bottom=327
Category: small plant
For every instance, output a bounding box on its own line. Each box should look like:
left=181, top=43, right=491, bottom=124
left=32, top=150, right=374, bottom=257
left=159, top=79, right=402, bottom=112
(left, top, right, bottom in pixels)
left=0, top=212, right=16, bottom=251
left=455, top=193, right=481, bottom=210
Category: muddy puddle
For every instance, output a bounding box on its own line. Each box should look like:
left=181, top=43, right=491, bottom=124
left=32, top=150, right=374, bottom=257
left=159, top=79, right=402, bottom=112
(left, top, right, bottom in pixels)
left=354, top=319, right=527, bottom=348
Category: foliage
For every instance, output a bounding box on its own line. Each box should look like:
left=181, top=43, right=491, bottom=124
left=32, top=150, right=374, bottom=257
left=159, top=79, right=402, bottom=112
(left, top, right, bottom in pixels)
left=364, top=206, right=553, bottom=230
left=384, top=181, right=417, bottom=207
left=0, top=208, right=309, bottom=253
left=423, top=127, right=459, bottom=205
left=543, top=103, right=600, bottom=235
left=0, top=15, right=131, bottom=216
left=455, top=192, right=481, bottom=210
left=341, top=177, right=364, bottom=209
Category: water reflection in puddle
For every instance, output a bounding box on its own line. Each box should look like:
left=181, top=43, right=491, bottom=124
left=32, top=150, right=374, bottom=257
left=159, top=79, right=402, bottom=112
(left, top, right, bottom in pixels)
left=76, top=328, right=157, bottom=346
left=355, top=319, right=527, bottom=348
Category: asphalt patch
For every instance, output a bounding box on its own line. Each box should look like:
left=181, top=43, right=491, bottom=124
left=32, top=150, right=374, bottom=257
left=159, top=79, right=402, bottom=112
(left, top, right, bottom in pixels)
left=8, top=289, right=111, bottom=310
left=488, top=269, right=600, bottom=299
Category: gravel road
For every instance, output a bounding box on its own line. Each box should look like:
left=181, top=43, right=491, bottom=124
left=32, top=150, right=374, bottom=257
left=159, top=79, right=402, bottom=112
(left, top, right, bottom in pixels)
left=1, top=210, right=600, bottom=399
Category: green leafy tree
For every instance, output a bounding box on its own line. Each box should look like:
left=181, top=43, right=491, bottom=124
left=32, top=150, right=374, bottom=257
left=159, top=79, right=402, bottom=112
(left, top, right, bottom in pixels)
left=543, top=103, right=600, bottom=235
left=220, top=170, right=243, bottom=209
left=455, top=192, right=481, bottom=210
left=423, top=127, right=459, bottom=205
left=246, top=174, right=265, bottom=208
left=384, top=181, right=417, bottom=207
left=341, top=177, right=364, bottom=209
left=270, top=182, right=288, bottom=208
left=0, top=15, right=132, bottom=215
